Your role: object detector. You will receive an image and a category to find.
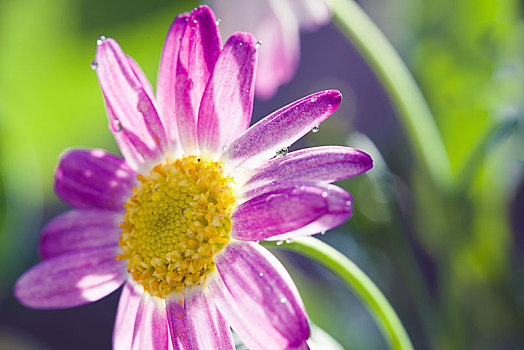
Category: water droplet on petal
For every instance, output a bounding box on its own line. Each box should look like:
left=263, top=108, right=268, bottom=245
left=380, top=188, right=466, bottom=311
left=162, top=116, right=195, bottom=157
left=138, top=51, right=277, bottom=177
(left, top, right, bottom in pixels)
left=276, top=240, right=283, bottom=246
left=322, top=191, right=327, bottom=198
left=96, top=35, right=106, bottom=45
left=320, top=230, right=326, bottom=235
left=310, top=96, right=318, bottom=102
left=215, top=18, right=221, bottom=25
left=280, top=297, right=287, bottom=303
left=276, top=148, right=288, bottom=157
left=312, top=125, right=320, bottom=133
left=90, top=60, right=98, bottom=70
left=110, top=119, right=123, bottom=132
left=259, top=272, right=264, bottom=277
left=346, top=200, right=352, bottom=206
left=255, top=41, right=262, bottom=49
left=239, top=42, right=243, bottom=46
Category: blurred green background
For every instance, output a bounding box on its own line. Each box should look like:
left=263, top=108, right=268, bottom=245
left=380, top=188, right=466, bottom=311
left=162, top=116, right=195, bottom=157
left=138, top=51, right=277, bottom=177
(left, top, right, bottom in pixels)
left=1, top=0, right=523, bottom=349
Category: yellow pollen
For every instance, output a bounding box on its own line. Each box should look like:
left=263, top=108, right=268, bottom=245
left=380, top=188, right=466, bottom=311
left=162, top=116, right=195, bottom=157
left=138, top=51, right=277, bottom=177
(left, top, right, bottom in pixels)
left=117, top=156, right=236, bottom=298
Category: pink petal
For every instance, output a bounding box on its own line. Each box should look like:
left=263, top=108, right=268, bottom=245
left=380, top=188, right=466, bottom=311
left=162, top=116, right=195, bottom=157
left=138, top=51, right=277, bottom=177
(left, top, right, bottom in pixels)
left=96, top=38, right=167, bottom=170
left=114, top=283, right=142, bottom=350
left=222, top=90, right=342, bottom=169
left=54, top=149, right=137, bottom=211
left=14, top=247, right=126, bottom=309
left=289, top=0, right=331, bottom=31
left=166, top=289, right=234, bottom=349
left=244, top=146, right=373, bottom=191
left=126, top=56, right=154, bottom=99
left=156, top=13, right=190, bottom=151
left=174, top=6, right=221, bottom=153
left=255, top=1, right=299, bottom=99
left=232, top=183, right=353, bottom=241
left=209, top=241, right=309, bottom=349
left=197, top=32, right=257, bottom=155
left=132, top=295, right=170, bottom=350
left=39, top=209, right=122, bottom=259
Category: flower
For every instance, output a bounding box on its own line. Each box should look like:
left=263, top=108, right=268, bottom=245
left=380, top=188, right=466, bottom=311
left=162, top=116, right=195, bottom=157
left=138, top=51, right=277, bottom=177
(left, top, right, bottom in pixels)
left=14, top=5, right=371, bottom=349
left=208, top=0, right=332, bottom=99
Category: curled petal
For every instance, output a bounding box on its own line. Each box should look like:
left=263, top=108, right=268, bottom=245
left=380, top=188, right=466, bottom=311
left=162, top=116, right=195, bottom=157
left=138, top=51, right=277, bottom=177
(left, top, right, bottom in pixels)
left=14, top=247, right=126, bottom=309
left=40, top=209, right=121, bottom=259
left=198, top=32, right=257, bottom=155
left=156, top=12, right=190, bottom=150
left=175, top=5, right=221, bottom=153
left=244, top=146, right=373, bottom=191
left=210, top=241, right=309, bottom=349
left=222, top=90, right=342, bottom=169
left=54, top=149, right=137, bottom=211
left=96, top=38, right=167, bottom=170
left=166, top=289, right=234, bottom=349
left=232, top=182, right=353, bottom=241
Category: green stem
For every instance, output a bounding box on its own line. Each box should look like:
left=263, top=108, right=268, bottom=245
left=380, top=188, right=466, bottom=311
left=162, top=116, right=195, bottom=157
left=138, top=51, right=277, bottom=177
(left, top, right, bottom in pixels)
left=332, top=0, right=452, bottom=190
left=263, top=237, right=414, bottom=350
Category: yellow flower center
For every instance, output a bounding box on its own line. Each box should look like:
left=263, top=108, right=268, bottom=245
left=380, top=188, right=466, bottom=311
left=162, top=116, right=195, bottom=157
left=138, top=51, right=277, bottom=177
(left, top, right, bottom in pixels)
left=117, top=156, right=236, bottom=298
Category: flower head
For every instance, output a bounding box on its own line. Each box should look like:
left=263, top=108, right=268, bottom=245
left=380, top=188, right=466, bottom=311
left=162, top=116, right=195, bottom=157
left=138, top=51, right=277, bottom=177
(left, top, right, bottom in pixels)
left=14, top=5, right=371, bottom=349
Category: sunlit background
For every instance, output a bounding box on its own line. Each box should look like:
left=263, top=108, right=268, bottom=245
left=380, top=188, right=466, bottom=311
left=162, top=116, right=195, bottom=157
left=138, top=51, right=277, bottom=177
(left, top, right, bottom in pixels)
left=1, top=0, right=523, bottom=348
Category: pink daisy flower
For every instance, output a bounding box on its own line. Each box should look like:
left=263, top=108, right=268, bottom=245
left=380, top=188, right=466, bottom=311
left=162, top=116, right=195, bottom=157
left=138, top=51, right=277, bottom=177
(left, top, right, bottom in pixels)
left=14, top=5, right=372, bottom=349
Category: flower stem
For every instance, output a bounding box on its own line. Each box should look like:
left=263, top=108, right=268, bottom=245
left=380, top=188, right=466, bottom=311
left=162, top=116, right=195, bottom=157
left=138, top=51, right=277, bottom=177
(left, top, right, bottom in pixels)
left=263, top=237, right=414, bottom=350
left=331, top=0, right=452, bottom=190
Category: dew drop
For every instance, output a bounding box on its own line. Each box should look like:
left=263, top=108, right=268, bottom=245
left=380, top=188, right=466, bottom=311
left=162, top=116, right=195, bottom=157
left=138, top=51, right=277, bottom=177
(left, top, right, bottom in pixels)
left=276, top=148, right=288, bottom=157
left=285, top=239, right=292, bottom=244
left=321, top=191, right=327, bottom=198
left=215, top=18, right=221, bottom=25
left=111, top=119, right=123, bottom=132
left=320, top=230, right=326, bottom=235
left=90, top=60, right=98, bottom=70
left=255, top=41, right=263, bottom=49
left=259, top=272, right=264, bottom=277
left=96, top=35, right=106, bottom=46
left=280, top=297, right=287, bottom=303
left=239, top=42, right=243, bottom=46
left=346, top=200, right=352, bottom=206
left=312, top=125, right=320, bottom=133
left=310, top=96, right=318, bottom=102
left=276, top=240, right=283, bottom=246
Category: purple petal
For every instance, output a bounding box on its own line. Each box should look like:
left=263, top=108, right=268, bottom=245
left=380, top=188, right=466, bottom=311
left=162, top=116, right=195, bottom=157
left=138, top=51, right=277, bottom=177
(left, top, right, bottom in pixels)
left=40, top=209, right=122, bottom=260
left=222, top=90, right=342, bottom=169
left=209, top=241, right=309, bottom=349
left=132, top=295, right=170, bottom=350
left=114, top=283, right=142, bottom=350
left=197, top=32, right=257, bottom=155
left=232, top=182, right=353, bottom=241
left=244, top=146, right=373, bottom=191
left=14, top=247, right=126, bottom=309
left=166, top=290, right=234, bottom=349
left=96, top=38, right=167, bottom=170
left=54, top=149, right=137, bottom=211
left=156, top=13, right=190, bottom=150
left=175, top=6, right=221, bottom=153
